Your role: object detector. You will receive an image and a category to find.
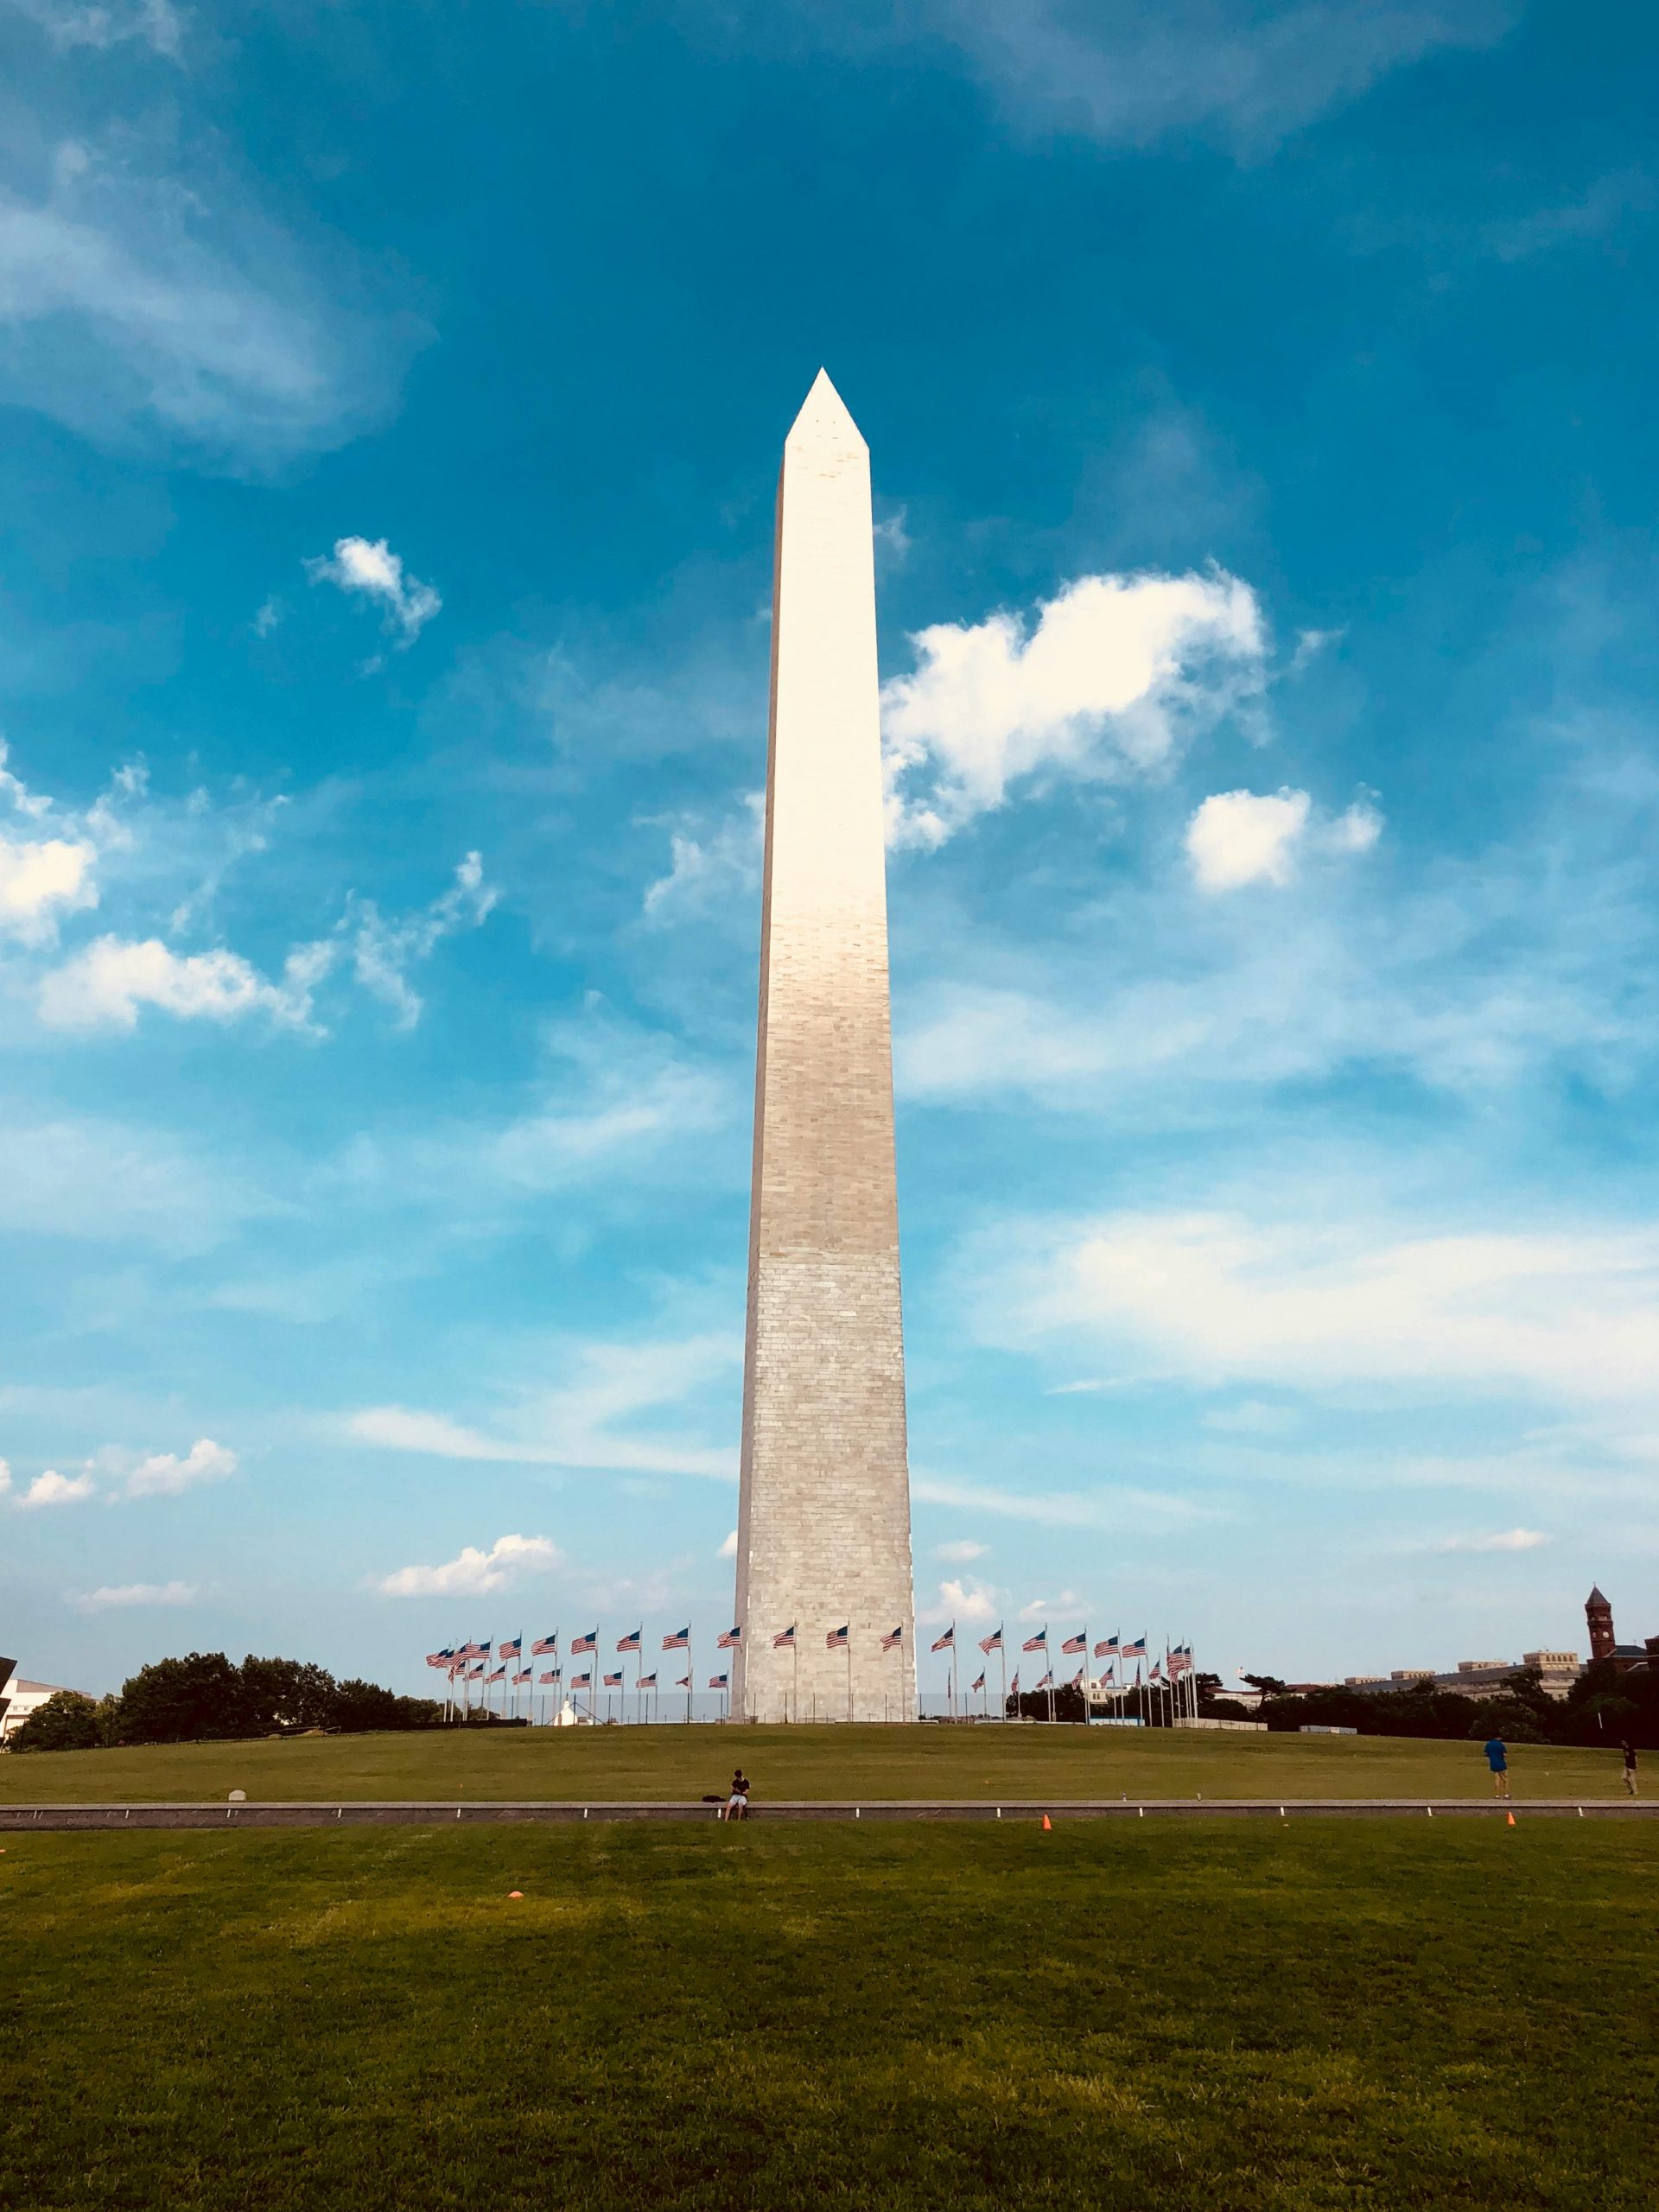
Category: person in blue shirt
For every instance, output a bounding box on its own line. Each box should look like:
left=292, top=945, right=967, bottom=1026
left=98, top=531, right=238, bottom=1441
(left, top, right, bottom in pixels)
left=1484, top=1736, right=1510, bottom=1799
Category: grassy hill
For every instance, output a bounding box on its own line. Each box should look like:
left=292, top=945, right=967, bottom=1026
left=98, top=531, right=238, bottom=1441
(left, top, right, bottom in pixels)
left=0, top=1719, right=1630, bottom=1804
left=3, top=1819, right=1656, bottom=2209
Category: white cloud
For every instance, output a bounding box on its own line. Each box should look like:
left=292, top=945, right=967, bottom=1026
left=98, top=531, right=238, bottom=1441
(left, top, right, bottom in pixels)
left=307, top=536, right=442, bottom=645
left=934, top=1538, right=989, bottom=1561
left=349, top=1332, right=739, bottom=1482
left=0, top=828, right=98, bottom=942
left=74, top=1580, right=196, bottom=1611
left=0, top=1458, right=10, bottom=1497
left=37, top=934, right=327, bottom=1032
left=15, top=1468, right=95, bottom=1508
left=375, top=1532, right=561, bottom=1599
left=922, top=1575, right=999, bottom=1625
left=990, top=1208, right=1659, bottom=1415
left=1186, top=787, right=1310, bottom=889
left=1433, top=1529, right=1550, bottom=1554
left=1185, top=787, right=1382, bottom=891
left=125, top=1437, right=236, bottom=1498
left=346, top=852, right=496, bottom=1029
left=718, top=1529, right=738, bottom=1558
left=881, top=570, right=1267, bottom=847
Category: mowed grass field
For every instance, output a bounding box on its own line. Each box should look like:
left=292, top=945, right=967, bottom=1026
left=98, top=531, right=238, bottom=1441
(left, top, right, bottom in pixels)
left=2, top=1820, right=1655, bottom=2211
left=0, top=1721, right=1633, bottom=1804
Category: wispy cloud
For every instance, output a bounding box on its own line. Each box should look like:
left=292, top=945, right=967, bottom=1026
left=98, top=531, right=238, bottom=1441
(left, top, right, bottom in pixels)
left=73, top=1579, right=197, bottom=1610
left=7, top=0, right=183, bottom=58
left=1431, top=1528, right=1550, bottom=1554
left=350, top=1332, right=740, bottom=1481
left=982, top=1206, right=1659, bottom=1416
left=0, top=134, right=421, bottom=464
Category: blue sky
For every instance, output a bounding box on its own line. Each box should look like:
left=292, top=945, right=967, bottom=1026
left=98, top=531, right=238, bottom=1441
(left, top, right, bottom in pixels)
left=3, top=0, right=1656, bottom=1703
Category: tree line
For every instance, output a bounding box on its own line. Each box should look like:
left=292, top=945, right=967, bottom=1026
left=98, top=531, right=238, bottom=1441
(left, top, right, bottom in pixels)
left=1234, top=1657, right=1659, bottom=1748
left=4, top=1651, right=442, bottom=1752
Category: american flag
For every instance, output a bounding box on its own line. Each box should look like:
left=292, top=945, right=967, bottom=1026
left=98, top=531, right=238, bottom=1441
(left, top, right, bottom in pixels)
left=1022, top=1628, right=1048, bottom=1652
left=537, top=1669, right=560, bottom=1684
left=637, top=1672, right=658, bottom=1690
left=970, top=1672, right=986, bottom=1693
left=1098, top=1666, right=1116, bottom=1686
left=1149, top=1660, right=1164, bottom=1681
left=513, top=1669, right=531, bottom=1685
left=931, top=1625, right=955, bottom=1653
left=1009, top=1671, right=1020, bottom=1697
left=603, top=1671, right=623, bottom=1688
left=1061, top=1631, right=1086, bottom=1655
left=1068, top=1666, right=1085, bottom=1688
left=709, top=1673, right=728, bottom=1689
left=1169, top=1645, right=1192, bottom=1675
left=486, top=1666, right=505, bottom=1682
left=662, top=1626, right=690, bottom=1651
left=501, top=1636, right=522, bottom=1657
left=570, top=1669, right=593, bottom=1688
left=1122, top=1634, right=1147, bottom=1659
left=1094, top=1634, right=1120, bottom=1659
left=532, top=1633, right=558, bottom=1656
left=980, top=1627, right=1003, bottom=1654
left=826, top=1624, right=849, bottom=1649
left=425, top=1650, right=451, bottom=1668
left=571, top=1630, right=598, bottom=1655
left=773, top=1626, right=797, bottom=1649
left=1034, top=1670, right=1053, bottom=1690
left=717, top=1624, right=742, bottom=1649
left=880, top=1625, right=904, bottom=1651
left=676, top=1675, right=691, bottom=1690
left=616, top=1627, right=642, bottom=1654
left=466, top=1662, right=485, bottom=1679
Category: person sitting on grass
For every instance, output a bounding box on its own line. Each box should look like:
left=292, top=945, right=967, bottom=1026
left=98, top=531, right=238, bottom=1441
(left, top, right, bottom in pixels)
left=720, top=1770, right=751, bottom=1821
left=1484, top=1734, right=1510, bottom=1799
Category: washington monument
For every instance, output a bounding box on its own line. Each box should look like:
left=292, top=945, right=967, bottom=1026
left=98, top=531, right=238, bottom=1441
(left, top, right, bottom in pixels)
left=731, top=371, right=917, bottom=1724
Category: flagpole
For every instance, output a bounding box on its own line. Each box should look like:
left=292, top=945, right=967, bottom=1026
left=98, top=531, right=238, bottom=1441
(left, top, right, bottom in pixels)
left=792, top=1636, right=799, bottom=1726
left=846, top=1629, right=853, bottom=1725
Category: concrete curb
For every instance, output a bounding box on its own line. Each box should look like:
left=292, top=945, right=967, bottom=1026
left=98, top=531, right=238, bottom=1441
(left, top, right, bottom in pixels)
left=0, top=1797, right=1652, bottom=1830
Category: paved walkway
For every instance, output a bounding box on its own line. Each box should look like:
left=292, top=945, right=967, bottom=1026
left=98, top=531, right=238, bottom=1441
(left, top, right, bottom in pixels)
left=1, top=1797, right=1651, bottom=1829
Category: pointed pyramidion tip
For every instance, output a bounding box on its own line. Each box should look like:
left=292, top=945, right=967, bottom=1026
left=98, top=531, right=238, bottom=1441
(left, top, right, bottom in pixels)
left=785, top=365, right=866, bottom=453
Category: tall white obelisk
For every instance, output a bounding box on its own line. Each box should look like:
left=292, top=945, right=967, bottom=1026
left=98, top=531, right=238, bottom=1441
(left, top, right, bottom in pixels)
left=732, top=371, right=916, bottom=1725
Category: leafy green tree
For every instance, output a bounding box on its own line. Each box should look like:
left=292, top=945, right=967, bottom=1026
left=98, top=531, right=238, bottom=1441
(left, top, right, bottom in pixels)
left=240, top=1656, right=338, bottom=1733
left=329, top=1680, right=442, bottom=1732
left=118, top=1652, right=251, bottom=1743
left=7, top=1690, right=103, bottom=1752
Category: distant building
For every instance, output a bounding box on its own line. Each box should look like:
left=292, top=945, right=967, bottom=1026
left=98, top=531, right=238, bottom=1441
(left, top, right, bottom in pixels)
left=1584, top=1587, right=1658, bottom=1676
left=1344, top=1650, right=1582, bottom=1701
left=0, top=1668, right=87, bottom=1744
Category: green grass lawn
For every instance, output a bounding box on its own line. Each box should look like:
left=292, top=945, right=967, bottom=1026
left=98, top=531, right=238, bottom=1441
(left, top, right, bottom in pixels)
left=2, top=1820, right=1654, bottom=2210
left=0, top=1721, right=1633, bottom=1805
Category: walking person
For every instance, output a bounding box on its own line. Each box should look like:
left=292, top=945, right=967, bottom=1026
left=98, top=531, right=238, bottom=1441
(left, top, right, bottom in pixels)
left=1484, top=1733, right=1510, bottom=1800
left=1621, top=1740, right=1638, bottom=1796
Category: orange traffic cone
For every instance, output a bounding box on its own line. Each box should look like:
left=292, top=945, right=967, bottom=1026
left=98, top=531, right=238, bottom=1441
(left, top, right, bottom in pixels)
left=1041, top=1815, right=1052, bottom=1831
left=1506, top=1812, right=1516, bottom=1828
